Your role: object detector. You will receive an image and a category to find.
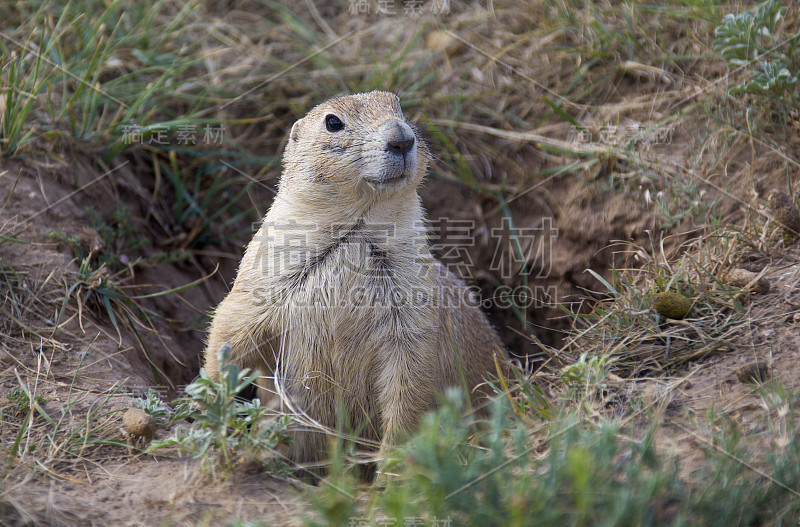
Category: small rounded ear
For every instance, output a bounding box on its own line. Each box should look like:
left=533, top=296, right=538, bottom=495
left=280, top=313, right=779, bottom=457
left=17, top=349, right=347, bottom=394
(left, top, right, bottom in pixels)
left=285, top=118, right=303, bottom=159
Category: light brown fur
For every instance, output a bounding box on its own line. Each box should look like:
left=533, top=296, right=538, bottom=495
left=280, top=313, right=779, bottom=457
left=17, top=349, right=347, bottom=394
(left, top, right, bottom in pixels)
left=203, top=91, right=506, bottom=464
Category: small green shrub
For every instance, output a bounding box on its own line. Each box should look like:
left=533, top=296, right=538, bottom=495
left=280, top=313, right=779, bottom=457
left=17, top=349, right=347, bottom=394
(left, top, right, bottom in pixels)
left=714, top=0, right=799, bottom=110
left=135, top=388, right=192, bottom=427
left=308, top=383, right=800, bottom=526
left=6, top=388, right=45, bottom=415
left=148, top=345, right=291, bottom=475
left=308, top=393, right=680, bottom=527
left=45, top=230, right=83, bottom=259
left=85, top=205, right=148, bottom=266
left=560, top=352, right=614, bottom=398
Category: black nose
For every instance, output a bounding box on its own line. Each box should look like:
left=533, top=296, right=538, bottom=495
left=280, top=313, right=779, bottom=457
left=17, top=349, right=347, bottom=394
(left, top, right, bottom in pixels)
left=387, top=136, right=415, bottom=155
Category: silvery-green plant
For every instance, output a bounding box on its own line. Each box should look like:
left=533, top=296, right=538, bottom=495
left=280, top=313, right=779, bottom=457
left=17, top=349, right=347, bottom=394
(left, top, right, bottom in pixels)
left=561, top=352, right=614, bottom=398
left=147, top=345, right=291, bottom=474
left=713, top=0, right=799, bottom=104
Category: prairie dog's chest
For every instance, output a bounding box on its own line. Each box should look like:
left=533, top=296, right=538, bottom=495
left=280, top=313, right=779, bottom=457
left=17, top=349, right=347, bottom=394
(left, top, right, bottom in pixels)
left=257, top=220, right=421, bottom=291
left=287, top=233, right=424, bottom=305
left=247, top=217, right=437, bottom=330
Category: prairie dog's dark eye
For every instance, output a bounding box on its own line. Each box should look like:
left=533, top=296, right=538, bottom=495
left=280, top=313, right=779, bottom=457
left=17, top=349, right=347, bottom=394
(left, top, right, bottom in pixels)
left=325, top=114, right=344, bottom=132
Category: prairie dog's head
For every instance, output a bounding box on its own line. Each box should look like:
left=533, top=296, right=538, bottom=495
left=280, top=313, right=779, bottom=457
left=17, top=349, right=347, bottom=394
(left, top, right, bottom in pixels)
left=279, top=91, right=430, bottom=206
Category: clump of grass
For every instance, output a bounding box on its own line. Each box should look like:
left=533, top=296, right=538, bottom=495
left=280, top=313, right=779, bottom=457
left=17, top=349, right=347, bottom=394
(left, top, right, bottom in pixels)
left=2, top=0, right=266, bottom=253
left=2, top=352, right=129, bottom=473
left=148, top=345, right=292, bottom=476
left=0, top=31, right=55, bottom=156
left=56, top=248, right=210, bottom=387
left=61, top=255, right=156, bottom=332
left=558, top=229, right=759, bottom=378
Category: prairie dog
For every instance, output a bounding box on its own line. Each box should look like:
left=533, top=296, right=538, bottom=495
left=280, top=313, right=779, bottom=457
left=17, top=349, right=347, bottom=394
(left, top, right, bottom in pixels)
left=204, top=91, right=506, bottom=463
